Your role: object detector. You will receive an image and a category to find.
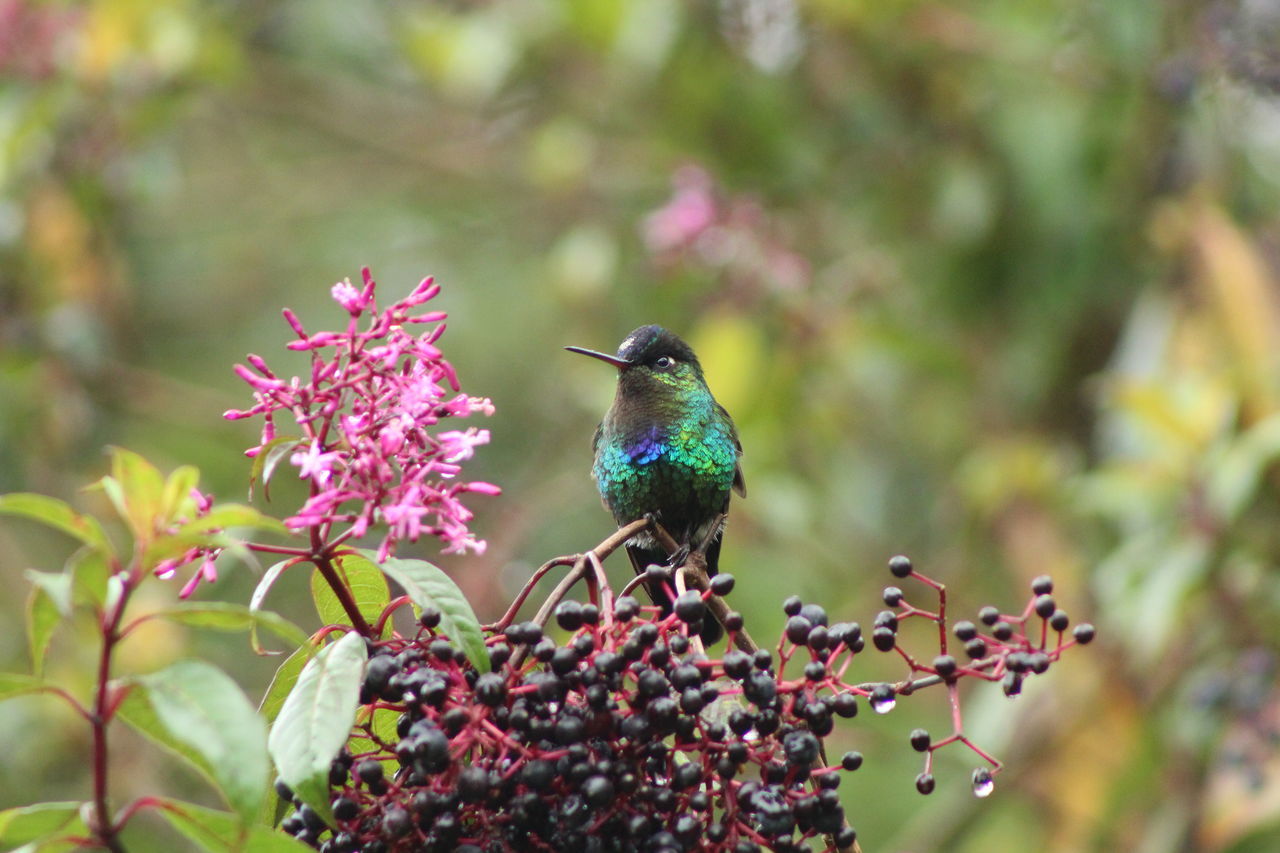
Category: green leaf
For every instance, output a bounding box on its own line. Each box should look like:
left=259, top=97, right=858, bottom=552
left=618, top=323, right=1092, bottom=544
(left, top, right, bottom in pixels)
left=311, top=554, right=390, bottom=635
left=180, top=504, right=289, bottom=536
left=24, top=573, right=72, bottom=674
left=93, top=474, right=129, bottom=534
left=261, top=773, right=292, bottom=828
left=250, top=559, right=296, bottom=654
left=347, top=705, right=401, bottom=777
left=25, top=570, right=73, bottom=616
left=0, top=493, right=112, bottom=555
left=155, top=799, right=314, bottom=853
left=362, top=550, right=489, bottom=673
left=259, top=645, right=309, bottom=724
left=249, top=435, right=304, bottom=500
left=0, top=672, right=44, bottom=702
left=250, top=559, right=292, bottom=614
left=107, top=447, right=166, bottom=538
left=0, top=802, right=84, bottom=846
left=1206, top=412, right=1280, bottom=523
left=154, top=602, right=312, bottom=652
left=1095, top=529, right=1211, bottom=663
left=118, top=661, right=269, bottom=824
left=267, top=630, right=367, bottom=826
left=160, top=465, right=202, bottom=526
left=68, top=547, right=111, bottom=608
left=25, top=586, right=62, bottom=678
left=143, top=504, right=288, bottom=566
left=8, top=837, right=82, bottom=853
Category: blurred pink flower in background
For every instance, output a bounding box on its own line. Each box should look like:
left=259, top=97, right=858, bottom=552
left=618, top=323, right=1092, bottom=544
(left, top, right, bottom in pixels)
left=643, top=165, right=811, bottom=296
left=643, top=165, right=718, bottom=254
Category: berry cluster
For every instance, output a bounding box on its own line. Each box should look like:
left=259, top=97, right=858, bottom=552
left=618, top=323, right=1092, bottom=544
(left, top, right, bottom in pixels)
left=281, top=573, right=859, bottom=852
left=276, top=557, right=1092, bottom=852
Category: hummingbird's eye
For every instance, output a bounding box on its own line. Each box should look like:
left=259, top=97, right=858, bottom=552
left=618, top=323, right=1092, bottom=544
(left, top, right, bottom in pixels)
left=654, top=356, right=674, bottom=370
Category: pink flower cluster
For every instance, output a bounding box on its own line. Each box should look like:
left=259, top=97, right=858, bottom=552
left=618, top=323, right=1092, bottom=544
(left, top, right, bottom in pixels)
left=225, top=269, right=498, bottom=559
left=642, top=165, right=718, bottom=254
left=643, top=165, right=811, bottom=294
left=0, top=0, right=80, bottom=80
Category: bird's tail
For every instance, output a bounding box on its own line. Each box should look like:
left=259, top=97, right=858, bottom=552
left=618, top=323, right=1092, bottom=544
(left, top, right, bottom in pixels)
left=625, top=541, right=723, bottom=645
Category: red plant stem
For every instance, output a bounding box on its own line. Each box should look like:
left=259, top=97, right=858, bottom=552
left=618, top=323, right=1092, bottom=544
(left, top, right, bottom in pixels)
left=617, top=572, right=648, bottom=599
left=480, top=719, right=533, bottom=756
left=375, top=595, right=413, bottom=635
left=312, top=534, right=373, bottom=635
left=314, top=624, right=350, bottom=642
left=504, top=518, right=657, bottom=668
left=903, top=568, right=949, bottom=656
left=957, top=734, right=1004, bottom=770
left=675, top=557, right=758, bottom=655
left=489, top=557, right=575, bottom=631
left=326, top=525, right=361, bottom=551
left=850, top=652, right=1002, bottom=694
left=116, top=613, right=156, bottom=641
left=586, top=552, right=615, bottom=630
left=91, top=572, right=132, bottom=853
left=894, top=645, right=927, bottom=673
left=112, top=797, right=163, bottom=830
left=495, top=514, right=646, bottom=630
left=524, top=556, right=589, bottom=639
left=947, top=681, right=964, bottom=732
left=37, top=685, right=92, bottom=721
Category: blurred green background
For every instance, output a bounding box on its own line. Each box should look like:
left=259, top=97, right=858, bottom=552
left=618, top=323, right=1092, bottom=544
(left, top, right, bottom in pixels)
left=3, top=0, right=1280, bottom=850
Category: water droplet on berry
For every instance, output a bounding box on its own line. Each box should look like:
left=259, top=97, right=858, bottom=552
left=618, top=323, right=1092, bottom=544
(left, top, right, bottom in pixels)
left=972, top=768, right=995, bottom=798
left=870, top=684, right=896, bottom=714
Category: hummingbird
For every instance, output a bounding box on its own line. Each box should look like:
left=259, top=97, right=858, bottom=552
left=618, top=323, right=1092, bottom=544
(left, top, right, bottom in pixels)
left=566, top=325, right=745, bottom=643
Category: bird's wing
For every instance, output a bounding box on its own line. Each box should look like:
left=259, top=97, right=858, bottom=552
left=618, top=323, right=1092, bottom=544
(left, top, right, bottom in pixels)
left=719, top=402, right=747, bottom=498
left=589, top=422, right=613, bottom=513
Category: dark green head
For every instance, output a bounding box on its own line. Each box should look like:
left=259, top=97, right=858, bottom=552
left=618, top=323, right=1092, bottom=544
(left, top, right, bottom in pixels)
left=565, top=325, right=710, bottom=401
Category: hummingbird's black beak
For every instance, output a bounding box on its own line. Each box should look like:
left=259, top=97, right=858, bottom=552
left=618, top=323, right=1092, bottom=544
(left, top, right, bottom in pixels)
left=564, top=346, right=632, bottom=369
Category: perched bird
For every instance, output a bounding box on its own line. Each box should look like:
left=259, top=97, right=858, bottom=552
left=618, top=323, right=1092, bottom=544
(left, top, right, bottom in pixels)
left=566, top=325, right=745, bottom=642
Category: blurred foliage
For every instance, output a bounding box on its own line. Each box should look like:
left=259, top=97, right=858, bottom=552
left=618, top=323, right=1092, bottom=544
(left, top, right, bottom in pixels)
left=3, top=0, right=1280, bottom=850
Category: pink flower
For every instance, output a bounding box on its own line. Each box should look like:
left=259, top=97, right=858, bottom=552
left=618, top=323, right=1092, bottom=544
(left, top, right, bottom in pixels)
left=641, top=163, right=813, bottom=294
left=382, top=501, right=430, bottom=544
left=227, top=268, right=499, bottom=558
left=643, top=166, right=717, bottom=254
left=179, top=555, right=219, bottom=598
left=150, top=489, right=224, bottom=596
left=378, top=417, right=408, bottom=455
left=436, top=428, right=490, bottom=465
left=291, top=440, right=340, bottom=485
left=331, top=280, right=366, bottom=314
left=191, top=487, right=213, bottom=513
